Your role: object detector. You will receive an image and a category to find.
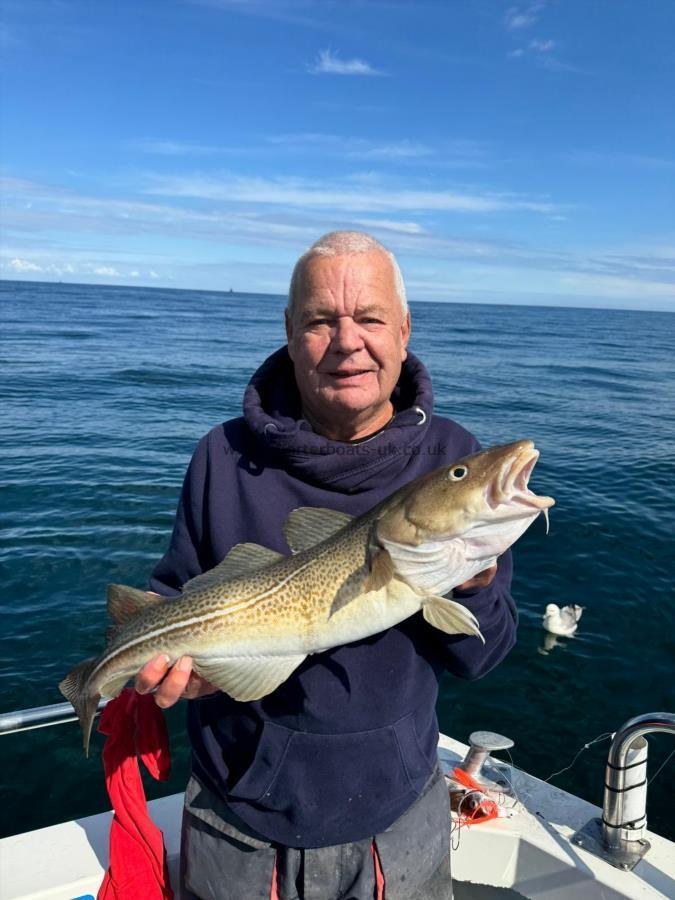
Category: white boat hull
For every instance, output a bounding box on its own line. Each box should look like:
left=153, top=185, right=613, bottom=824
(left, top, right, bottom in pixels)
left=1, top=734, right=673, bottom=900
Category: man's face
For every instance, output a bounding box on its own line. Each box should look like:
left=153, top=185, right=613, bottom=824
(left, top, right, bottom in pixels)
left=286, top=250, right=411, bottom=438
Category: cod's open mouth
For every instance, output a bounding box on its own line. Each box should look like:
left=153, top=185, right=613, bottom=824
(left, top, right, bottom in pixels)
left=489, top=442, right=555, bottom=512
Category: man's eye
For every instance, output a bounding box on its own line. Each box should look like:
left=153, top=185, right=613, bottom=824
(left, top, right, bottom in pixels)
left=362, top=318, right=383, bottom=325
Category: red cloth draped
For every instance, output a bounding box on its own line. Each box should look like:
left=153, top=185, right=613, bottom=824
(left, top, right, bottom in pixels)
left=371, top=841, right=385, bottom=900
left=97, top=688, right=174, bottom=900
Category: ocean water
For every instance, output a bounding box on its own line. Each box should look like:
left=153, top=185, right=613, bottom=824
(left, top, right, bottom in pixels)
left=1, top=280, right=673, bottom=841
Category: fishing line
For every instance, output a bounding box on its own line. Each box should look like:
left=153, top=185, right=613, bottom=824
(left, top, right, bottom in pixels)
left=542, top=732, right=613, bottom=783
left=450, top=807, right=463, bottom=851
left=647, top=748, right=675, bottom=786
left=500, top=748, right=524, bottom=809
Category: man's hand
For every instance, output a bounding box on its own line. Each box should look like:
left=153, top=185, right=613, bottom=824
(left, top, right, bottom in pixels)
left=135, top=655, right=217, bottom=708
left=455, top=564, right=498, bottom=592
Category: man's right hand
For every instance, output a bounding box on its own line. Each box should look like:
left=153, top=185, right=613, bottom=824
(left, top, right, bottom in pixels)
left=135, top=655, right=217, bottom=708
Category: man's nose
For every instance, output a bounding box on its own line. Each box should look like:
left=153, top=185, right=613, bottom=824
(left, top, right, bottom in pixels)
left=331, top=317, right=364, bottom=353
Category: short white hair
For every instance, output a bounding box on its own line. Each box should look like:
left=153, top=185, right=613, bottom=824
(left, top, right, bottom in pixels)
left=287, top=231, right=408, bottom=318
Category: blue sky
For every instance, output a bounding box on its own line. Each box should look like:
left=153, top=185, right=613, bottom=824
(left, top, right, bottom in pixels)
left=1, top=0, right=674, bottom=310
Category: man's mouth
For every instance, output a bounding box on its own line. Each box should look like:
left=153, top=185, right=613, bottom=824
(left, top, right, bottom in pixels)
left=328, top=369, right=375, bottom=380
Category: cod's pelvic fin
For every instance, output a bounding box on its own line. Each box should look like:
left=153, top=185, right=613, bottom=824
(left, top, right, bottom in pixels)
left=422, top=595, right=485, bottom=644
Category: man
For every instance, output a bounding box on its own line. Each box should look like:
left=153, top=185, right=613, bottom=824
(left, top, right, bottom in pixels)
left=136, top=232, right=516, bottom=899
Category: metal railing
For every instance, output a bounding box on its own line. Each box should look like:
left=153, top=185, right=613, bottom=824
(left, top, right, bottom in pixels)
left=0, top=699, right=108, bottom=735
left=572, top=711, right=675, bottom=871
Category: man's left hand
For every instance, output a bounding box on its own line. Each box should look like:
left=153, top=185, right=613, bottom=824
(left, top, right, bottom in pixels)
left=455, top=564, right=498, bottom=592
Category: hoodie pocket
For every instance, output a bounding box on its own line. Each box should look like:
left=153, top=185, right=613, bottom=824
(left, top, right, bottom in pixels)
left=228, top=712, right=434, bottom=831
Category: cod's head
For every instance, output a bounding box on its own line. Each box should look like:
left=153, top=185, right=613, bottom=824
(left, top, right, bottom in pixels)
left=377, top=440, right=554, bottom=548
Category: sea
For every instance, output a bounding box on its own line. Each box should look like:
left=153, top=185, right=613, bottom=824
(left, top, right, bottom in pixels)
left=1, top=279, right=673, bottom=842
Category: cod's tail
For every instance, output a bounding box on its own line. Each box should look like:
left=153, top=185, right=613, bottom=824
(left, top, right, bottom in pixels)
left=59, top=658, right=100, bottom=757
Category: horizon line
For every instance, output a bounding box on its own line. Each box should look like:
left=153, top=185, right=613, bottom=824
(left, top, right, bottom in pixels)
left=1, top=277, right=673, bottom=315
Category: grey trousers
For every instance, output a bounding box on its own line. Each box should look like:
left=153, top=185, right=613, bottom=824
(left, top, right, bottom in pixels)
left=181, top=769, right=452, bottom=900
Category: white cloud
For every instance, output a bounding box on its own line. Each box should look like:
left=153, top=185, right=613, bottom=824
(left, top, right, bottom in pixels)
left=265, top=133, right=493, bottom=168
left=144, top=173, right=558, bottom=215
left=352, top=141, right=434, bottom=160
left=560, top=272, right=675, bottom=300
left=5, top=173, right=673, bottom=309
left=508, top=36, right=578, bottom=72
left=530, top=38, right=554, bottom=53
left=307, top=49, right=383, bottom=76
left=352, top=218, right=425, bottom=235
left=8, top=258, right=42, bottom=271
left=266, top=133, right=438, bottom=160
left=504, top=2, right=546, bottom=31
left=127, top=139, right=229, bottom=156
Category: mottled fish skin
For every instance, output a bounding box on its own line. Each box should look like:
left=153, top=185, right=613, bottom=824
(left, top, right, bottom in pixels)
left=95, top=514, right=381, bottom=680
left=59, top=440, right=554, bottom=754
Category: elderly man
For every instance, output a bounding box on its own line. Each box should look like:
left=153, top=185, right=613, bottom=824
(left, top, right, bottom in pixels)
left=137, top=232, right=516, bottom=899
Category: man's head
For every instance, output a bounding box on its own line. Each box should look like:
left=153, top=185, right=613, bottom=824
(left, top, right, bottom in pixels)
left=285, top=231, right=411, bottom=441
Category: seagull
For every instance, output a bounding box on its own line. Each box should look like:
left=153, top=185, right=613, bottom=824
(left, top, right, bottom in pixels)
left=543, top=603, right=584, bottom=636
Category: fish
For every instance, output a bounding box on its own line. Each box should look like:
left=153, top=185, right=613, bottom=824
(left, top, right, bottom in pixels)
left=60, top=439, right=554, bottom=754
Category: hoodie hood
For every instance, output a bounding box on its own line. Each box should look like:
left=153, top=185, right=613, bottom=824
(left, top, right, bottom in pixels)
left=243, top=346, right=434, bottom=493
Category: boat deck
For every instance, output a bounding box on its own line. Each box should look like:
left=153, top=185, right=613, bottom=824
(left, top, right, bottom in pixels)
left=1, top=734, right=673, bottom=899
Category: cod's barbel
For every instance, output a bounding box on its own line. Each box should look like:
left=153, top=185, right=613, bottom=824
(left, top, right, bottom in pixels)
left=60, top=440, right=554, bottom=754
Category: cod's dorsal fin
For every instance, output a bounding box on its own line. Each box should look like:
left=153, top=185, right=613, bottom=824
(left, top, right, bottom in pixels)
left=422, top=595, right=485, bottom=644
left=183, top=543, right=285, bottom=592
left=107, top=584, right=163, bottom=625
left=193, top=654, right=306, bottom=702
left=283, top=507, right=354, bottom=553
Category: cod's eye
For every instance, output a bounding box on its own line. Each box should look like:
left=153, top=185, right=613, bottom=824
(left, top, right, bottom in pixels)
left=448, top=465, right=468, bottom=481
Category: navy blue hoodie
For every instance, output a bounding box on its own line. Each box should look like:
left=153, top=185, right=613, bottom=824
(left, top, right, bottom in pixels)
left=150, top=348, right=517, bottom=848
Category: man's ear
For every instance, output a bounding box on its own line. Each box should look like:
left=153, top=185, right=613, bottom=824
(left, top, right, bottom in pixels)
left=401, top=311, right=411, bottom=359
left=285, top=308, right=295, bottom=359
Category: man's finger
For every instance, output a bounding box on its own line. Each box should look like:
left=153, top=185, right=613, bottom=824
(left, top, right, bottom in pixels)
left=153, top=656, right=193, bottom=709
left=182, top=672, right=219, bottom=700
left=135, top=654, right=170, bottom=694
left=455, top=564, right=498, bottom=592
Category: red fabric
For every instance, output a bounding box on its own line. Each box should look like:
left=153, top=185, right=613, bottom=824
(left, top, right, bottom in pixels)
left=97, top=688, right=174, bottom=900
left=269, top=850, right=280, bottom=900
left=371, top=841, right=385, bottom=900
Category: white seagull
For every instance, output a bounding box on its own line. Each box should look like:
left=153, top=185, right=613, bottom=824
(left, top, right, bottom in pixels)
left=543, top=603, right=584, bottom=636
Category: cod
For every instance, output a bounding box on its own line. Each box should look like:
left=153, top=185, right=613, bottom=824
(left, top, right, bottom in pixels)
left=60, top=440, right=554, bottom=754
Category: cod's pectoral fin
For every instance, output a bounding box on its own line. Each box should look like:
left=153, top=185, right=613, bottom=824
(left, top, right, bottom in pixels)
left=283, top=508, right=354, bottom=553
left=107, top=584, right=163, bottom=626
left=193, top=655, right=306, bottom=702
left=364, top=546, right=395, bottom=593
left=423, top=595, right=485, bottom=644
left=328, top=546, right=394, bottom=618
left=183, top=544, right=285, bottom=591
